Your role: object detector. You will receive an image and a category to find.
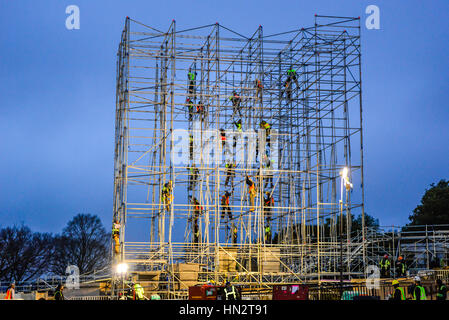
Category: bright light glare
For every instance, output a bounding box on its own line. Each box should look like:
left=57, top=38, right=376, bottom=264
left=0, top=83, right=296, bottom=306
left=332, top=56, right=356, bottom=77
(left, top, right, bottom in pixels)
left=341, top=167, right=349, bottom=178
left=116, top=263, right=129, bottom=274
left=340, top=167, right=353, bottom=190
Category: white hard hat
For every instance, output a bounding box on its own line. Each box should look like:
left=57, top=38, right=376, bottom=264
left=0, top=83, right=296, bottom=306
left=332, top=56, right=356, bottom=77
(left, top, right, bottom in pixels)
left=414, top=276, right=421, bottom=282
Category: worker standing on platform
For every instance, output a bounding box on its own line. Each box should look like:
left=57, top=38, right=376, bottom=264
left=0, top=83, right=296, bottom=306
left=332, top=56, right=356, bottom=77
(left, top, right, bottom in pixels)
left=411, top=276, right=427, bottom=300
left=391, top=280, right=405, bottom=300
left=54, top=284, right=65, bottom=300
left=5, top=283, right=15, bottom=300
left=246, top=176, right=256, bottom=211
left=134, top=283, right=145, bottom=300
left=264, top=225, right=272, bottom=243
left=188, top=69, right=197, bottom=97
left=396, top=256, right=407, bottom=277
left=221, top=191, right=232, bottom=220
left=436, top=279, right=447, bottom=300
left=223, top=281, right=240, bottom=300
left=380, top=254, right=391, bottom=278
left=161, top=181, right=173, bottom=212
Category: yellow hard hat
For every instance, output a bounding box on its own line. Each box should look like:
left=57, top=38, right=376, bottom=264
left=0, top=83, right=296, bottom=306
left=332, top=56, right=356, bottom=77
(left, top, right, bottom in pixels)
left=392, top=280, right=399, bottom=286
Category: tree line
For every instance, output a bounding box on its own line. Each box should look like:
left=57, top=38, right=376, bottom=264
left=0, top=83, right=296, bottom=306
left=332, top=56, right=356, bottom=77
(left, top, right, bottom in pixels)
left=0, top=179, right=447, bottom=282
left=0, top=214, right=110, bottom=282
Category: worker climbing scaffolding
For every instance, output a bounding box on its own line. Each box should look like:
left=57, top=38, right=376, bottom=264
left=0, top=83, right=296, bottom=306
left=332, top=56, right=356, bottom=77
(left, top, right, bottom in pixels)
left=287, top=66, right=298, bottom=85
left=188, top=68, right=197, bottom=97
left=229, top=91, right=242, bottom=117
left=196, top=101, right=205, bottom=120
left=262, top=158, right=274, bottom=189
left=188, top=166, right=199, bottom=191
left=232, top=223, right=238, bottom=244
left=260, top=120, right=271, bottom=149
left=161, top=181, right=173, bottom=212
left=283, top=77, right=292, bottom=102
left=220, top=128, right=227, bottom=150
left=282, top=66, right=299, bottom=102
left=225, top=162, right=236, bottom=187
left=186, top=97, right=194, bottom=120
left=112, top=219, right=121, bottom=255
left=191, top=197, right=203, bottom=244
left=233, top=119, right=242, bottom=133
left=189, top=134, right=194, bottom=160
left=263, top=191, right=274, bottom=223
left=221, top=191, right=232, bottom=220
left=255, top=78, right=263, bottom=102
left=246, top=175, right=257, bottom=212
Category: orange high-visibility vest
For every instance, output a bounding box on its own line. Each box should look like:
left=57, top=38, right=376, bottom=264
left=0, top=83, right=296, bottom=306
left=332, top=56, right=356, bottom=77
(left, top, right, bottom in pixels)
left=5, top=288, right=13, bottom=300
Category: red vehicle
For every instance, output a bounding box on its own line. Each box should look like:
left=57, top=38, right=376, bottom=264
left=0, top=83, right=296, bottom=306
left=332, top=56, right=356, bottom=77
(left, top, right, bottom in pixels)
left=189, top=285, right=223, bottom=300
left=272, top=284, right=308, bottom=300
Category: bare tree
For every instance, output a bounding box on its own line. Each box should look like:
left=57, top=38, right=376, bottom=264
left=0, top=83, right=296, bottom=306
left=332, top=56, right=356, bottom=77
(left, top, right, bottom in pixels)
left=0, top=225, right=54, bottom=282
left=51, top=214, right=110, bottom=275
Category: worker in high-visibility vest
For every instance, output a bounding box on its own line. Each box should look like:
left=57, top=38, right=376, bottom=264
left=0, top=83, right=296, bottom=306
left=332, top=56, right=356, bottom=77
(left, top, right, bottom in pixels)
left=436, top=279, right=447, bottom=300
left=188, top=166, right=199, bottom=191
left=221, top=191, right=232, bottom=220
left=189, top=135, right=194, bottom=160
left=223, top=281, right=239, bottom=300
left=4, top=283, right=15, bottom=300
left=264, top=225, right=272, bottom=243
left=233, top=119, right=242, bottom=133
left=380, top=254, right=391, bottom=278
left=391, top=280, right=405, bottom=300
left=161, top=181, right=173, bottom=212
left=112, top=220, right=121, bottom=255
left=246, top=176, right=256, bottom=211
left=134, top=283, right=145, bottom=300
left=396, top=256, right=407, bottom=277
left=412, top=276, right=427, bottom=300
left=232, top=224, right=238, bottom=244
left=54, top=284, right=65, bottom=300
left=287, top=66, right=298, bottom=83
left=188, top=69, right=197, bottom=96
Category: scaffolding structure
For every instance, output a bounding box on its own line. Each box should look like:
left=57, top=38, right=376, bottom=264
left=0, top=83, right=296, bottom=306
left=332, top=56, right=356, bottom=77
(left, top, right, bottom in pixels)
left=112, top=15, right=367, bottom=298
